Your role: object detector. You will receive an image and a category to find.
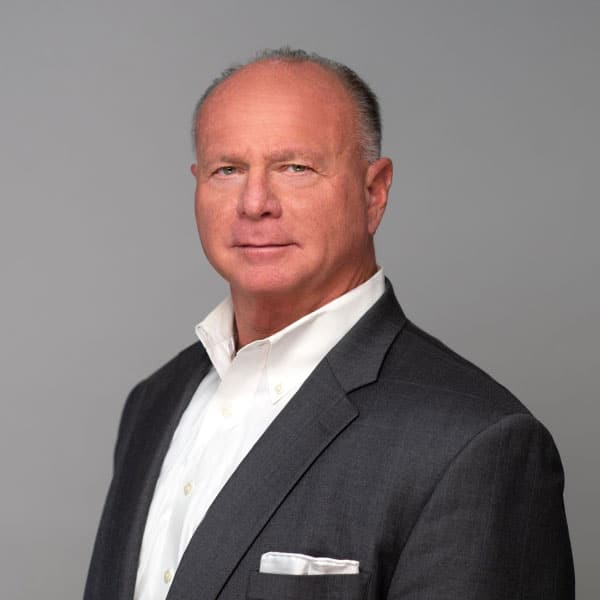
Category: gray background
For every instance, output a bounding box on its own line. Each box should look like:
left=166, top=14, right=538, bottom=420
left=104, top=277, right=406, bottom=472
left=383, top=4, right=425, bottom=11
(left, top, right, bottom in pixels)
left=1, top=1, right=598, bottom=598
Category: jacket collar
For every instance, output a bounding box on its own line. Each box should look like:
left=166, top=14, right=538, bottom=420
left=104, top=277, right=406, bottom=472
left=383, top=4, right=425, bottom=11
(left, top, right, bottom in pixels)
left=326, top=277, right=407, bottom=393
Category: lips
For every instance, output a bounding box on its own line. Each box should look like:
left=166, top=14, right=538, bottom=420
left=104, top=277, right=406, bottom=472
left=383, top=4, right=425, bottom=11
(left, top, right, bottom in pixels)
left=236, top=243, right=292, bottom=248
left=235, top=243, right=296, bottom=252
left=232, top=235, right=296, bottom=248
left=233, top=241, right=297, bottom=259
left=231, top=230, right=297, bottom=252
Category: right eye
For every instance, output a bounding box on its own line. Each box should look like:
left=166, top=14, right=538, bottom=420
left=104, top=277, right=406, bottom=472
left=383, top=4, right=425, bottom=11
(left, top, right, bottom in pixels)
left=214, top=166, right=238, bottom=176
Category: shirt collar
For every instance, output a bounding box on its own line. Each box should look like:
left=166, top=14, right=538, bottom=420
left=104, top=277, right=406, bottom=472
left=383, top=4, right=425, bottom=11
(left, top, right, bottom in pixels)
left=195, top=296, right=236, bottom=379
left=196, top=269, right=385, bottom=403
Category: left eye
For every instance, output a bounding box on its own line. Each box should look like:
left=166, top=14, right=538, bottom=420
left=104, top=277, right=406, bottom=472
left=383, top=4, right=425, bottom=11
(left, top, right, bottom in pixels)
left=286, top=164, right=308, bottom=173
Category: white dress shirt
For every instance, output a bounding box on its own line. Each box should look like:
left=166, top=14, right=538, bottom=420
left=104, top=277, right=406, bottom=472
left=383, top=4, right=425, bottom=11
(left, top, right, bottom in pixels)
left=134, top=269, right=385, bottom=600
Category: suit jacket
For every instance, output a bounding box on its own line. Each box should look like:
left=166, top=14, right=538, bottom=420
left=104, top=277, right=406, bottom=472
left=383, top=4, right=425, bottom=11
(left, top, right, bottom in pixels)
left=84, top=281, right=574, bottom=599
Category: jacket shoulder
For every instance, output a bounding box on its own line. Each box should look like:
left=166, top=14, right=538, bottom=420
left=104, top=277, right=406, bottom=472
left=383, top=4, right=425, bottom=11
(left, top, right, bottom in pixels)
left=141, top=341, right=207, bottom=390
left=112, top=341, right=207, bottom=464
left=365, top=318, right=533, bottom=431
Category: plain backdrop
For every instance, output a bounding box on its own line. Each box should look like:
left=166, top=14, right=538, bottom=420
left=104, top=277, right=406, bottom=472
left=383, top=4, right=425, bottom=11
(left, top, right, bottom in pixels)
left=1, top=1, right=598, bottom=598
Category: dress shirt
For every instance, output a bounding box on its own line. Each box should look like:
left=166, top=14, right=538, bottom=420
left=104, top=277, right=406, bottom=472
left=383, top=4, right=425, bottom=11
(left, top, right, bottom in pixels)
left=134, top=269, right=385, bottom=600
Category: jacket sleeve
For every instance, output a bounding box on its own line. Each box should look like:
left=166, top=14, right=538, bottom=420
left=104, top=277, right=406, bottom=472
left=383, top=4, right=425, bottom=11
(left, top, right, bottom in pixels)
left=112, top=378, right=148, bottom=468
left=386, top=413, right=574, bottom=599
left=83, top=379, right=148, bottom=600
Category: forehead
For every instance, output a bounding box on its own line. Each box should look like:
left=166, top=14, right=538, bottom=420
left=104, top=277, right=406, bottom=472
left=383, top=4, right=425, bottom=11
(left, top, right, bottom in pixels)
left=196, top=61, right=358, bottom=157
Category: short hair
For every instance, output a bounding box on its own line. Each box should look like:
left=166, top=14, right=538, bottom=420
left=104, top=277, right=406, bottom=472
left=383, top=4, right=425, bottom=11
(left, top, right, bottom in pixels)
left=191, top=47, right=382, bottom=162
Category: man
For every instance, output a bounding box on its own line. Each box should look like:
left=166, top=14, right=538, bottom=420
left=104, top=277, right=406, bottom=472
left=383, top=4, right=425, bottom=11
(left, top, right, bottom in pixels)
left=85, top=48, right=574, bottom=600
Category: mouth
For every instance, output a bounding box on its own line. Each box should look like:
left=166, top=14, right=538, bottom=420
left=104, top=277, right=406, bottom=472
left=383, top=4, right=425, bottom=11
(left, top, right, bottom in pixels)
left=234, top=243, right=296, bottom=258
left=237, top=243, right=293, bottom=248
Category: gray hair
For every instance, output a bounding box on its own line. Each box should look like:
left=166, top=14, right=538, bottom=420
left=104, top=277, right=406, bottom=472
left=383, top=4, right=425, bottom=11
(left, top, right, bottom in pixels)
left=191, top=47, right=382, bottom=162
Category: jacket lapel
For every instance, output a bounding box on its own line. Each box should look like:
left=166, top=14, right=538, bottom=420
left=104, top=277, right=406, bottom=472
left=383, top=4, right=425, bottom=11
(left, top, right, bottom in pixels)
left=166, top=281, right=407, bottom=600
left=167, top=359, right=358, bottom=600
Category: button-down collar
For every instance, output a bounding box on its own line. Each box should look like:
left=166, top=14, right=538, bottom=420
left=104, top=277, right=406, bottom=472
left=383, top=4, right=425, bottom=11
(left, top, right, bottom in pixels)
left=196, top=269, right=385, bottom=405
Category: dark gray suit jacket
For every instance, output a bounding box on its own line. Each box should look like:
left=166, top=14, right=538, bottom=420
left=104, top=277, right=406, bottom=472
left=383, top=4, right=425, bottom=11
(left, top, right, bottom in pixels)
left=84, top=282, right=574, bottom=599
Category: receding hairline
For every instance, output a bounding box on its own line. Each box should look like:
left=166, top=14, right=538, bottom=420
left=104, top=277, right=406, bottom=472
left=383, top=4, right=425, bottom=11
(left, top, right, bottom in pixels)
left=191, top=49, right=382, bottom=162
left=200, top=58, right=352, bottom=111
left=195, top=60, right=359, bottom=148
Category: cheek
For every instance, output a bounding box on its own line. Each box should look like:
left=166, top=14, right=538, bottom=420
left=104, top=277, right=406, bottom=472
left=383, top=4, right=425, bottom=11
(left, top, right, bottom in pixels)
left=318, top=189, right=368, bottom=239
left=194, top=199, right=210, bottom=243
left=195, top=189, right=231, bottom=240
left=295, top=206, right=362, bottom=264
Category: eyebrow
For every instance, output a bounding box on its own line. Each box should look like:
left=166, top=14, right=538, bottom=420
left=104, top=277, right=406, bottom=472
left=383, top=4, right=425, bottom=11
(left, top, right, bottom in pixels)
left=267, top=148, right=326, bottom=163
left=199, top=148, right=326, bottom=168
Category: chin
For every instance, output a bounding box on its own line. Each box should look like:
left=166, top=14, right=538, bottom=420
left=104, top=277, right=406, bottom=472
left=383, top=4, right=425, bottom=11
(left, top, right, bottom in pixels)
left=227, top=268, right=308, bottom=300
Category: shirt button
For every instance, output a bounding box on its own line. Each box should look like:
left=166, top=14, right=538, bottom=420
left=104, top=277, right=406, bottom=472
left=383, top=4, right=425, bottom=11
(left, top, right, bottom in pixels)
left=274, top=383, right=283, bottom=395
left=163, top=569, right=173, bottom=584
left=183, top=482, right=193, bottom=496
left=221, top=405, right=232, bottom=418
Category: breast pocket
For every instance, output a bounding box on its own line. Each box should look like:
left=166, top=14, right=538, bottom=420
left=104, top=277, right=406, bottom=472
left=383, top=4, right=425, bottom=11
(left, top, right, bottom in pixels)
left=246, top=571, right=370, bottom=600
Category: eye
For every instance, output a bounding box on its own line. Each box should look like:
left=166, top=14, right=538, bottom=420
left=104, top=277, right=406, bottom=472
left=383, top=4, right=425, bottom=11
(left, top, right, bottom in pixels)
left=214, top=166, right=238, bottom=176
left=285, top=164, right=309, bottom=173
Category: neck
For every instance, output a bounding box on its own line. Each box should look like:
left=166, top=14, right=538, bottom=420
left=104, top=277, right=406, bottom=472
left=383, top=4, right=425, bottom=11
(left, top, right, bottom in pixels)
left=231, top=265, right=378, bottom=349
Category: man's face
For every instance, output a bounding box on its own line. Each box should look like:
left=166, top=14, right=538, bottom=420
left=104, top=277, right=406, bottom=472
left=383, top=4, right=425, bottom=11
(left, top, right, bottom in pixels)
left=192, top=61, right=391, bottom=307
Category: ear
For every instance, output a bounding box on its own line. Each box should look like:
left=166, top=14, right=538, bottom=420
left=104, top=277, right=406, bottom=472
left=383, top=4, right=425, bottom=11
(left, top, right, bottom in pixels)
left=191, top=163, right=198, bottom=177
left=365, top=157, right=393, bottom=235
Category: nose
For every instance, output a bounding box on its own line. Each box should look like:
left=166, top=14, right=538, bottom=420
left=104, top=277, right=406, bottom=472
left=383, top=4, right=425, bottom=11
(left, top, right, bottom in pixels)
left=237, top=170, right=282, bottom=219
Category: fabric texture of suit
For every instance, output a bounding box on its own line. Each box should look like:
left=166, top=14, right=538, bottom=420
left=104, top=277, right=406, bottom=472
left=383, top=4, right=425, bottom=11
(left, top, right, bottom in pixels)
left=85, top=281, right=574, bottom=599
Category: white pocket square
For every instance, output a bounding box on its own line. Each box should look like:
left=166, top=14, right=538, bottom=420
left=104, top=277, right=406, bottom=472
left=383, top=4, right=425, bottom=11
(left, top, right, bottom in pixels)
left=259, top=551, right=359, bottom=575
